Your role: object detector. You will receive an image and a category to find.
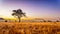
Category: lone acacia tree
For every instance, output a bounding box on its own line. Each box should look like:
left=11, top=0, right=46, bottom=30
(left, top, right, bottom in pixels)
left=12, top=9, right=26, bottom=22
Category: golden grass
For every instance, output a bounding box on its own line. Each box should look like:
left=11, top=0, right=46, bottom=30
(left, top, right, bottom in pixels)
left=0, top=22, right=60, bottom=34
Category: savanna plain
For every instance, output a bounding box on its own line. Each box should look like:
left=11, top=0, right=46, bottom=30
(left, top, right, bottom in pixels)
left=0, top=22, right=60, bottom=34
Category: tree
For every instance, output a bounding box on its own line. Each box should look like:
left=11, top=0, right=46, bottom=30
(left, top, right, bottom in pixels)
left=12, top=9, right=26, bottom=22
left=48, top=20, right=52, bottom=22
left=56, top=20, right=59, bottom=22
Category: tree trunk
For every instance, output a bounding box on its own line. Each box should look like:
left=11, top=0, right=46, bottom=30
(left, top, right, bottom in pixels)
left=18, top=17, right=21, bottom=22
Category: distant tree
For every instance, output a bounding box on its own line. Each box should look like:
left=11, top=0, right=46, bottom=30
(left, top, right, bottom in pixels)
left=48, top=20, right=52, bottom=22
left=5, top=20, right=7, bottom=22
left=56, top=20, right=59, bottom=22
left=12, top=9, right=26, bottom=22
left=43, top=20, right=46, bottom=22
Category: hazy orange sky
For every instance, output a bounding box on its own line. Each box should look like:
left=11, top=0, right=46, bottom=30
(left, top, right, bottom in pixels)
left=0, top=0, right=60, bottom=20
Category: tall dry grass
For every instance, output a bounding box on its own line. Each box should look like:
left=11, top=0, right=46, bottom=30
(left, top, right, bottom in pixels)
left=0, top=22, right=60, bottom=34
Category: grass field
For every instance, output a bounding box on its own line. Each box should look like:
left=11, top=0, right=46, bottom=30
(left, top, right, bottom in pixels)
left=0, top=22, right=60, bottom=34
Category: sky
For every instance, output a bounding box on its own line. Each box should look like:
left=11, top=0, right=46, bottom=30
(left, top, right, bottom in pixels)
left=0, top=0, right=60, bottom=19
